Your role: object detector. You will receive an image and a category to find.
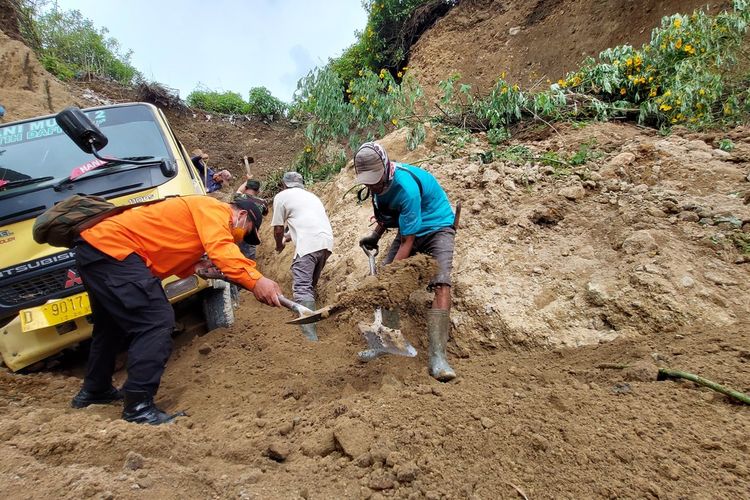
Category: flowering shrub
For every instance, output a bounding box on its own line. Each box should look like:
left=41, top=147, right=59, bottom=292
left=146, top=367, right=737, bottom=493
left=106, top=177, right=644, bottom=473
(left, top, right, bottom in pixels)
left=438, top=1, right=750, bottom=133
left=290, top=65, right=423, bottom=178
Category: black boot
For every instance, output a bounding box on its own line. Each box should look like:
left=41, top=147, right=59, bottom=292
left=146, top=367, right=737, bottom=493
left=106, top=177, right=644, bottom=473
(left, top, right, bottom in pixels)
left=122, top=390, right=180, bottom=425
left=71, top=386, right=123, bottom=408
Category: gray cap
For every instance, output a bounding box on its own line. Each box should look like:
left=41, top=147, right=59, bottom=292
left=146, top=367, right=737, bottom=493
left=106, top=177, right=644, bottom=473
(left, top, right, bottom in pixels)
left=282, top=171, right=304, bottom=188
left=354, top=142, right=388, bottom=185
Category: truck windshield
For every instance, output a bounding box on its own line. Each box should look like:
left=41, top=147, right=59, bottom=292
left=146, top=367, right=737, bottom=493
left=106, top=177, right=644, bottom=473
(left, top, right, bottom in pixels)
left=0, top=104, right=171, bottom=187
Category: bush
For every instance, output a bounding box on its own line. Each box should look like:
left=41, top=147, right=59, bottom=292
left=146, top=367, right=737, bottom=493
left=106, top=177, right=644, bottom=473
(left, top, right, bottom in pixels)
left=30, top=4, right=140, bottom=84
left=247, top=87, right=287, bottom=118
left=436, top=1, right=750, bottom=135
left=289, top=65, right=424, bottom=180
left=186, top=88, right=250, bottom=114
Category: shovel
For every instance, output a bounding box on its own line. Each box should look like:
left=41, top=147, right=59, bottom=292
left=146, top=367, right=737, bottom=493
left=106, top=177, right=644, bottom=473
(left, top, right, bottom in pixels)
left=356, top=245, right=417, bottom=362
left=194, top=266, right=340, bottom=325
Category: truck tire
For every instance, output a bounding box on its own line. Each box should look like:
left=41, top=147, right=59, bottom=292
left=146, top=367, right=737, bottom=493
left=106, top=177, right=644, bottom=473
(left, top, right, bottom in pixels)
left=202, top=283, right=235, bottom=331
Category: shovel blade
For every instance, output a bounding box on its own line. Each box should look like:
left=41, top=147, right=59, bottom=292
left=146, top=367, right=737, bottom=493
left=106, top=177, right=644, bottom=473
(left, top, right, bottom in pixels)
left=357, top=322, right=417, bottom=360
left=286, top=304, right=342, bottom=325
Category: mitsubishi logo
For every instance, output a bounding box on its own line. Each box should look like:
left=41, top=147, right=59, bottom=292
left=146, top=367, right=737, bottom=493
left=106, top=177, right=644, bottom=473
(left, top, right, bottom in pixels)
left=64, top=269, right=82, bottom=288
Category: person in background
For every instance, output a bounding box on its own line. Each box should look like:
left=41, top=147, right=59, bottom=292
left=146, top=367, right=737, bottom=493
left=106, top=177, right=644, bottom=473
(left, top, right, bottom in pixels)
left=355, top=141, right=457, bottom=382
left=191, top=149, right=232, bottom=196
left=70, top=196, right=281, bottom=425
left=234, top=178, right=268, bottom=260
left=272, top=171, right=334, bottom=341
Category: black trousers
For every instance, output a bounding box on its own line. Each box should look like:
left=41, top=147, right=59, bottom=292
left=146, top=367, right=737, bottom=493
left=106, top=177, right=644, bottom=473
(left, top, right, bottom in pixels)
left=75, top=242, right=175, bottom=396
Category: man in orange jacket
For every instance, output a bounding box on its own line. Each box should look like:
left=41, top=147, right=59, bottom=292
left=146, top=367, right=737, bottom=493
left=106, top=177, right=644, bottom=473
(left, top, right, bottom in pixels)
left=70, top=195, right=281, bottom=425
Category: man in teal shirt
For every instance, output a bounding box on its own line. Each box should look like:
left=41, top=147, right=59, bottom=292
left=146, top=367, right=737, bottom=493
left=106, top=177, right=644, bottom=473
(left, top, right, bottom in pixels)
left=355, top=141, right=457, bottom=381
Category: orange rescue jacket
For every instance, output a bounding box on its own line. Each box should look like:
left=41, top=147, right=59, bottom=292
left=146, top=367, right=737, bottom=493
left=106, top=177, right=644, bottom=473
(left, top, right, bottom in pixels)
left=80, top=196, right=263, bottom=290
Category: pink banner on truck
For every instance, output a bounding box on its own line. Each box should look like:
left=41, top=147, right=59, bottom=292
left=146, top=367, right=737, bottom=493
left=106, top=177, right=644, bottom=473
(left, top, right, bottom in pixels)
left=69, top=158, right=108, bottom=180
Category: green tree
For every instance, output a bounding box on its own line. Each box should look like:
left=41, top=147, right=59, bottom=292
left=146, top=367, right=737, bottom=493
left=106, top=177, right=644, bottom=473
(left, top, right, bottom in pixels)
left=28, top=3, right=139, bottom=83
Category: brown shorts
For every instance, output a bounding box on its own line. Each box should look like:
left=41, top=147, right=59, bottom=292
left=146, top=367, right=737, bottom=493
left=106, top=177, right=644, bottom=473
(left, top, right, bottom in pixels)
left=383, top=227, right=455, bottom=288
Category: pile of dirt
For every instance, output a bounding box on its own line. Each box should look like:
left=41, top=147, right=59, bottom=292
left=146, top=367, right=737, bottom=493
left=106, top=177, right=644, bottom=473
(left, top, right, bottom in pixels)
left=334, top=254, right=437, bottom=312
left=408, top=0, right=733, bottom=103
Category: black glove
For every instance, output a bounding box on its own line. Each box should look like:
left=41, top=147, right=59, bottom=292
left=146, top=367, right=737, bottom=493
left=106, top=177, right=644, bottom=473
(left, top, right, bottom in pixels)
left=359, top=231, right=381, bottom=250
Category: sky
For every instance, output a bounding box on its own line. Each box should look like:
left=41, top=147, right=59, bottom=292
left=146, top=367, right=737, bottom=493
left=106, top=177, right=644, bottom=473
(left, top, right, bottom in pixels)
left=54, top=0, right=368, bottom=103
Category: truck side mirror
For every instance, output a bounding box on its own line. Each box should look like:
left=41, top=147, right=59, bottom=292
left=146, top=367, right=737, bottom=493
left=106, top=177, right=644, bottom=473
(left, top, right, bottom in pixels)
left=55, top=107, right=109, bottom=153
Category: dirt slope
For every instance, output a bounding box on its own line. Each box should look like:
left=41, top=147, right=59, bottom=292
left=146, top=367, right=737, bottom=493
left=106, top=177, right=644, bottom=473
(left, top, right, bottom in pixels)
left=0, top=30, right=79, bottom=122
left=408, top=0, right=733, bottom=102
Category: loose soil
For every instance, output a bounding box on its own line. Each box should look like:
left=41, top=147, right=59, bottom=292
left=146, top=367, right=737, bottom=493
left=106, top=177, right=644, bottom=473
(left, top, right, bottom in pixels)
left=2, top=1, right=750, bottom=497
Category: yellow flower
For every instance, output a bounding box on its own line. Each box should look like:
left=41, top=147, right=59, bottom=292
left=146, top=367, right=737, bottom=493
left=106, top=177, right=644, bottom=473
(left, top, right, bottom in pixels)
left=660, top=103, right=672, bottom=111
left=684, top=44, right=694, bottom=54
left=391, top=118, right=398, bottom=126
left=397, top=71, right=403, bottom=78
left=673, top=18, right=682, bottom=29
left=358, top=70, right=364, bottom=77
left=626, top=57, right=633, bottom=66
left=557, top=79, right=566, bottom=87
left=500, top=86, right=508, bottom=94
left=513, top=84, right=519, bottom=91
left=664, top=89, right=671, bottom=97
left=620, top=87, right=627, bottom=95
left=649, top=88, right=657, bottom=97
left=675, top=38, right=683, bottom=49
left=360, top=96, right=366, bottom=102
left=304, top=146, right=312, bottom=153
left=699, top=89, right=705, bottom=96
left=500, top=71, right=506, bottom=79
left=368, top=114, right=373, bottom=120
left=402, top=66, right=409, bottom=71
left=613, top=59, right=619, bottom=65
left=387, top=85, right=393, bottom=92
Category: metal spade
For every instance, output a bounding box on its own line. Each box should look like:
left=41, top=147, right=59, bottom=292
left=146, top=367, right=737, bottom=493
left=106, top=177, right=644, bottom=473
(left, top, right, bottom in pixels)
left=356, top=246, right=417, bottom=361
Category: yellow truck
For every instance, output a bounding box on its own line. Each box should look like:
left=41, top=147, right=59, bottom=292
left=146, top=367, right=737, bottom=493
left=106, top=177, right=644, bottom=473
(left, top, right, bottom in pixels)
left=0, top=102, right=234, bottom=371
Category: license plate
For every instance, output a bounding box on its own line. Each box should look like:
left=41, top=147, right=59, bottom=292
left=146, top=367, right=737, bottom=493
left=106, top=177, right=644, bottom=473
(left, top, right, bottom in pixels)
left=20, top=293, right=91, bottom=332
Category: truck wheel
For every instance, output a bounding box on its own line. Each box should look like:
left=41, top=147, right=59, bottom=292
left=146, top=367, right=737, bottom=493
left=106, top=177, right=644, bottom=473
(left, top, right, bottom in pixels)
left=202, top=284, right=235, bottom=331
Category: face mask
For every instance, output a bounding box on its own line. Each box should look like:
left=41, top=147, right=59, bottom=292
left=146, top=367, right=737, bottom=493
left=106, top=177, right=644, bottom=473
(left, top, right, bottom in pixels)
left=231, top=211, right=248, bottom=243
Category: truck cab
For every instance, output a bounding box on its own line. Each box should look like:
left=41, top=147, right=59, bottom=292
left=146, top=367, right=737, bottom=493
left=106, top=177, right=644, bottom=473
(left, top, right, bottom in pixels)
left=0, top=102, right=232, bottom=371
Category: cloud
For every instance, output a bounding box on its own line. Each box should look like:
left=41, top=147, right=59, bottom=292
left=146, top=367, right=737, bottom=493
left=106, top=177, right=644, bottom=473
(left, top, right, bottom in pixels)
left=280, top=44, right=318, bottom=100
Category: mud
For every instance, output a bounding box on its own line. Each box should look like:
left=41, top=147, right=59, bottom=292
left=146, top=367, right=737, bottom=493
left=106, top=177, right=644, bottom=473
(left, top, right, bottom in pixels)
left=334, top=254, right=438, bottom=313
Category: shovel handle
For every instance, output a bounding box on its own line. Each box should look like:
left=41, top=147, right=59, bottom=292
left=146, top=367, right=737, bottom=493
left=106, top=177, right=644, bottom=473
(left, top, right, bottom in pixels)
left=360, top=244, right=378, bottom=276
left=278, top=294, right=302, bottom=313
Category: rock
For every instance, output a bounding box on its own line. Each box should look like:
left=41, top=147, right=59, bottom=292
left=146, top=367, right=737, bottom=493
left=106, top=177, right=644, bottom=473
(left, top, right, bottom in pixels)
left=559, top=184, right=586, bottom=200
left=482, top=169, right=500, bottom=185
left=334, top=418, right=374, bottom=458
left=355, top=452, right=373, bottom=468
left=530, top=433, right=550, bottom=452
left=198, top=344, right=211, bottom=355
left=503, top=179, right=517, bottom=191
left=278, top=421, right=294, bottom=436
left=368, top=471, right=396, bottom=490
left=266, top=442, right=290, bottom=462
left=687, top=139, right=711, bottom=151
left=678, top=211, right=700, bottom=222
left=608, top=152, right=635, bottom=167
left=301, top=429, right=337, bottom=457
left=621, top=230, right=658, bottom=255
left=585, top=281, right=611, bottom=306
left=123, top=451, right=145, bottom=471
left=680, top=275, right=695, bottom=288
left=395, top=462, right=421, bottom=483
left=480, top=417, right=495, bottom=429
left=509, top=26, right=521, bottom=35
left=612, top=382, right=632, bottom=394
left=712, top=148, right=731, bottom=159
left=623, top=360, right=659, bottom=382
